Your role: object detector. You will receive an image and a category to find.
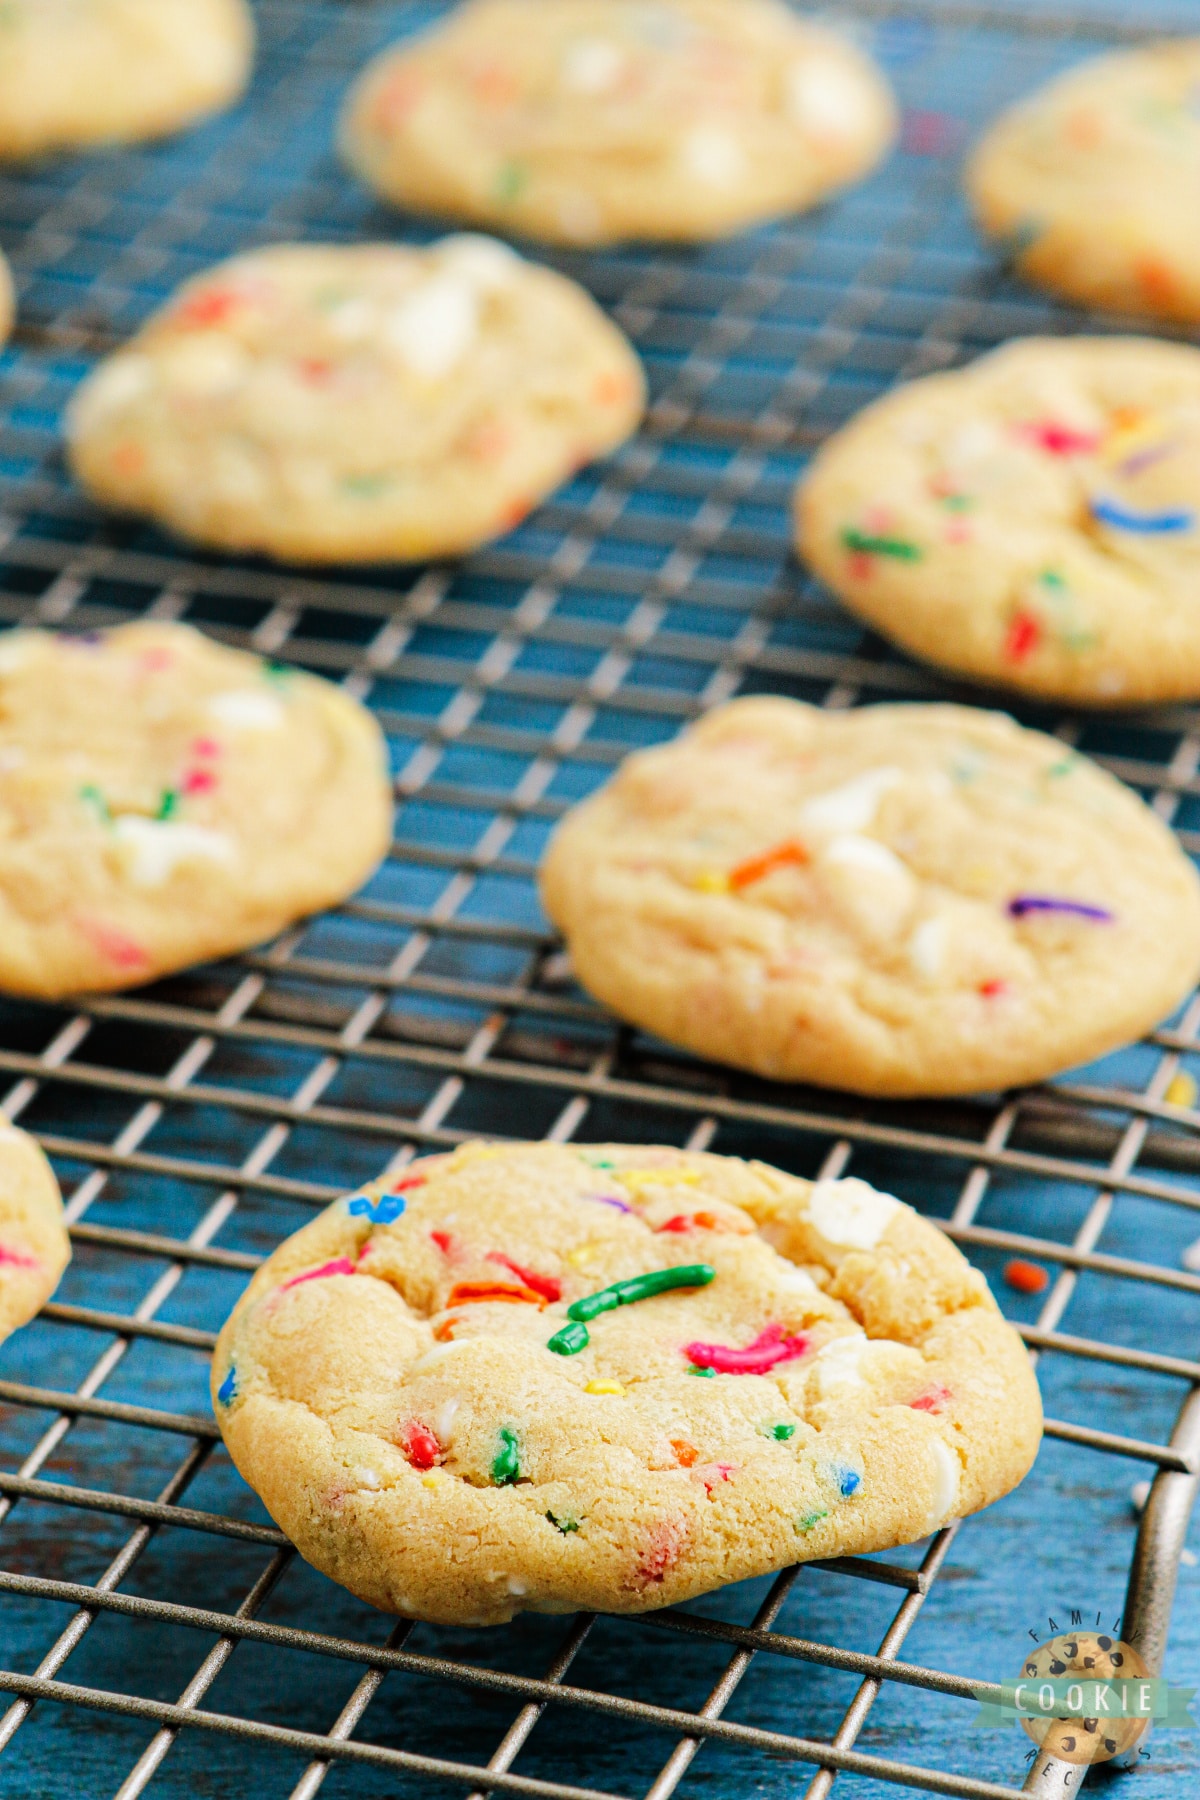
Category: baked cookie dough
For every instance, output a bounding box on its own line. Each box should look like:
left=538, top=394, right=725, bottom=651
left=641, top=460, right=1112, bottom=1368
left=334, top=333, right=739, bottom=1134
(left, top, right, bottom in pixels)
left=0, top=1125, right=68, bottom=1347
left=797, top=337, right=1200, bottom=707
left=65, top=237, right=645, bottom=563
left=540, top=697, right=1200, bottom=1097
left=966, top=42, right=1200, bottom=323
left=0, top=0, right=254, bottom=158
left=212, top=1140, right=1041, bottom=1625
left=0, top=254, right=14, bottom=349
left=339, top=0, right=897, bottom=245
left=0, top=621, right=392, bottom=998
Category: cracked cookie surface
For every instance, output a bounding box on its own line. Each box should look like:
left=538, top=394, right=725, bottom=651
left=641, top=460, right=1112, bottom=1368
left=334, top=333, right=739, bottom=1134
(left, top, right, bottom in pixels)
left=212, top=1141, right=1041, bottom=1625
left=0, top=621, right=391, bottom=998
left=539, top=696, right=1200, bottom=1096
left=66, top=237, right=645, bottom=563
left=0, top=0, right=253, bottom=157
left=339, top=0, right=896, bottom=245
left=797, top=337, right=1200, bottom=706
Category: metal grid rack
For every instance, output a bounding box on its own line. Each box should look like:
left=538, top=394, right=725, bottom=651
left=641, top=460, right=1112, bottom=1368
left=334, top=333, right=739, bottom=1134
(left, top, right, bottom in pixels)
left=0, top=0, right=1198, bottom=1794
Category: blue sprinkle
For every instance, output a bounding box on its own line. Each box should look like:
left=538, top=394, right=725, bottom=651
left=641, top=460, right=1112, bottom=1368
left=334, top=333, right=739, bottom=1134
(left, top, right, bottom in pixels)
left=1090, top=497, right=1196, bottom=535
left=347, top=1193, right=406, bottom=1224
left=838, top=1468, right=861, bottom=1498
left=217, top=1366, right=237, bottom=1407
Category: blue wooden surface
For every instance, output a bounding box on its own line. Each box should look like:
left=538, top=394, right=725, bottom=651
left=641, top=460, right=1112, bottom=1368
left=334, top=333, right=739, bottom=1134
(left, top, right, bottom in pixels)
left=0, top=1, right=1198, bottom=1794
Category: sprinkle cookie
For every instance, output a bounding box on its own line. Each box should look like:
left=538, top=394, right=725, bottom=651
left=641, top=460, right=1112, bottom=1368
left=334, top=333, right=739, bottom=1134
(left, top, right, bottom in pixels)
left=0, top=622, right=392, bottom=998
left=0, top=254, right=14, bottom=348
left=0, top=0, right=254, bottom=159
left=797, top=337, right=1200, bottom=706
left=0, top=1125, right=68, bottom=1347
left=212, top=1141, right=1041, bottom=1625
left=339, top=0, right=896, bottom=246
left=66, top=238, right=645, bottom=563
left=966, top=41, right=1200, bottom=323
left=539, top=697, right=1200, bottom=1097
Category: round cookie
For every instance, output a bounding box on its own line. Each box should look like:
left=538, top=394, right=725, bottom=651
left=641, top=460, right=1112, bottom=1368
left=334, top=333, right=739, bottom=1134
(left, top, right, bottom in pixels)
left=797, top=337, right=1200, bottom=707
left=0, top=621, right=392, bottom=999
left=539, top=696, right=1200, bottom=1097
left=966, top=42, right=1200, bottom=323
left=0, top=1124, right=68, bottom=1347
left=65, top=237, right=645, bottom=563
left=0, top=253, right=14, bottom=349
left=0, top=0, right=254, bottom=158
left=212, top=1140, right=1042, bottom=1626
left=339, top=0, right=896, bottom=246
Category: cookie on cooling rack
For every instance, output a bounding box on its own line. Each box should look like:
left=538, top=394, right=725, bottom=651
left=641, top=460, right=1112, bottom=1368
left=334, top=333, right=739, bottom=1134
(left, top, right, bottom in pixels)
left=0, top=1124, right=68, bottom=1347
left=966, top=41, right=1200, bottom=323
left=539, top=696, right=1200, bottom=1097
left=0, top=0, right=254, bottom=158
left=0, top=254, right=14, bottom=349
left=338, top=0, right=896, bottom=245
left=796, top=337, right=1200, bottom=707
left=212, top=1139, right=1041, bottom=1625
left=0, top=621, right=392, bottom=999
left=65, top=236, right=645, bottom=563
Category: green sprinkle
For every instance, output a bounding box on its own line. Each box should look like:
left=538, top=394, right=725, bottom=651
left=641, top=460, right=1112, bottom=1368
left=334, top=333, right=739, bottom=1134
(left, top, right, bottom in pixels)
left=79, top=784, right=111, bottom=823
left=491, top=1427, right=521, bottom=1486
left=759, top=1422, right=796, bottom=1441
left=1046, top=758, right=1076, bottom=778
left=580, top=1153, right=616, bottom=1169
left=569, top=1264, right=715, bottom=1325
left=262, top=659, right=293, bottom=685
left=1038, top=568, right=1067, bottom=590
left=342, top=472, right=392, bottom=498
left=494, top=160, right=528, bottom=201
left=547, top=1320, right=591, bottom=1356
left=156, top=789, right=179, bottom=821
left=940, top=493, right=972, bottom=513
left=546, top=1510, right=579, bottom=1534
left=687, top=1365, right=716, bottom=1378
left=840, top=528, right=922, bottom=562
left=795, top=1509, right=829, bottom=1535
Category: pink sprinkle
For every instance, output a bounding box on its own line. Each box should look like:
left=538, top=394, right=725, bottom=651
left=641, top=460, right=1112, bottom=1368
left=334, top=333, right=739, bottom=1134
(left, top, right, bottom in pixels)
left=635, top=1517, right=687, bottom=1587
left=910, top=1383, right=952, bottom=1414
left=191, top=737, right=221, bottom=760
left=282, top=1256, right=358, bottom=1290
left=695, top=1462, right=736, bottom=1495
left=944, top=521, right=973, bottom=545
left=138, top=649, right=174, bottom=673
left=182, top=768, right=217, bottom=795
left=1017, top=421, right=1100, bottom=458
left=0, top=1243, right=39, bottom=1271
left=684, top=1323, right=810, bottom=1376
left=77, top=917, right=150, bottom=970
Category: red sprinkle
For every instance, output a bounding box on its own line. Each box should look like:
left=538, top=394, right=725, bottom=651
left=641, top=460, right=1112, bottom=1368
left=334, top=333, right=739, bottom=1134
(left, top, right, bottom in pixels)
left=978, top=978, right=1008, bottom=999
left=1004, top=1259, right=1050, bottom=1295
left=283, top=1256, right=358, bottom=1290
left=728, top=839, right=809, bottom=891
left=697, top=1462, right=736, bottom=1495
left=175, top=288, right=244, bottom=329
left=446, top=1279, right=546, bottom=1307
left=1004, top=610, right=1041, bottom=663
left=684, top=1322, right=810, bottom=1376
left=1018, top=421, right=1100, bottom=458
left=486, top=1253, right=562, bottom=1302
left=399, top=1420, right=442, bottom=1470
left=390, top=1173, right=428, bottom=1194
left=430, top=1229, right=455, bottom=1255
left=910, top=1383, right=953, bottom=1414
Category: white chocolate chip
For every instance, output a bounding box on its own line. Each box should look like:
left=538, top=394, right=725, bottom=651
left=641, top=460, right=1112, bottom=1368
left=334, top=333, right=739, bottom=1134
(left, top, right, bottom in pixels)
left=787, top=59, right=870, bottom=138
left=560, top=37, right=625, bottom=93
left=67, top=354, right=154, bottom=435
left=112, top=816, right=236, bottom=887
left=325, top=297, right=377, bottom=342
left=438, top=234, right=521, bottom=291
left=807, top=1176, right=902, bottom=1250
left=410, top=1340, right=474, bottom=1373
left=433, top=1397, right=460, bottom=1444
left=909, top=915, right=946, bottom=980
left=818, top=834, right=918, bottom=939
left=800, top=767, right=903, bottom=838
left=159, top=336, right=249, bottom=398
left=812, top=1334, right=870, bottom=1394
left=924, top=1437, right=960, bottom=1532
left=775, top=1264, right=819, bottom=1294
left=385, top=275, right=479, bottom=380
left=682, top=126, right=746, bottom=186
left=355, top=1468, right=381, bottom=1491
left=207, top=689, right=287, bottom=731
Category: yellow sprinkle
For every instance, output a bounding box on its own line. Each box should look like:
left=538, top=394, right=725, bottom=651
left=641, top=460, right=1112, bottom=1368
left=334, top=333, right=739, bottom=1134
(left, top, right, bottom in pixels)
left=1166, top=1071, right=1198, bottom=1109
left=692, top=870, right=730, bottom=894
left=567, top=1242, right=602, bottom=1268
left=585, top=1379, right=626, bottom=1396
left=618, top=1167, right=703, bottom=1193
left=421, top=1469, right=446, bottom=1489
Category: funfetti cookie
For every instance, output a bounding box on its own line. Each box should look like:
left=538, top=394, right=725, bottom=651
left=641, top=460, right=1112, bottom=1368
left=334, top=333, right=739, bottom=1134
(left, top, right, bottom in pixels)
left=797, top=337, right=1200, bottom=707
left=65, top=238, right=645, bottom=563
left=0, top=0, right=254, bottom=158
left=212, top=1140, right=1042, bottom=1626
left=966, top=41, right=1200, bottom=323
left=0, top=1125, right=68, bottom=1347
left=0, top=622, right=392, bottom=999
left=0, top=255, right=15, bottom=349
left=539, top=696, right=1200, bottom=1098
left=339, top=0, right=896, bottom=246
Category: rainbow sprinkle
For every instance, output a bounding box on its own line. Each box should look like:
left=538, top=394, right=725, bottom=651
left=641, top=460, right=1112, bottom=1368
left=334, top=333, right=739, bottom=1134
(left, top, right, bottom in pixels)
left=347, top=1193, right=406, bottom=1224
left=547, top=1264, right=715, bottom=1355
left=1007, top=895, right=1113, bottom=923
left=684, top=1323, right=809, bottom=1376
left=1090, top=497, right=1196, bottom=535
left=546, top=1510, right=579, bottom=1533
left=795, top=1508, right=829, bottom=1534
left=840, top=527, right=922, bottom=562
left=492, top=1427, right=521, bottom=1485
left=217, top=1365, right=237, bottom=1406
left=836, top=1467, right=862, bottom=1497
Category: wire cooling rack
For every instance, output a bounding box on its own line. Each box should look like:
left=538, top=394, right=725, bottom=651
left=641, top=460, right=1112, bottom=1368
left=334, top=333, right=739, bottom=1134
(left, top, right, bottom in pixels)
left=0, top=1, right=1199, bottom=1795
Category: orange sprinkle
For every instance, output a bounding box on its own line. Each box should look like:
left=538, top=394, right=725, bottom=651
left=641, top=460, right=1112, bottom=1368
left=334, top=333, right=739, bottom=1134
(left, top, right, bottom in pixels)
left=671, top=1438, right=698, bottom=1468
left=978, top=978, right=1008, bottom=999
left=728, top=839, right=809, bottom=891
left=1004, top=1258, right=1050, bottom=1295
left=1065, top=108, right=1103, bottom=149
left=592, top=370, right=634, bottom=406
left=1136, top=257, right=1178, bottom=306
left=432, top=1316, right=460, bottom=1341
left=446, top=1280, right=546, bottom=1308
left=111, top=442, right=146, bottom=476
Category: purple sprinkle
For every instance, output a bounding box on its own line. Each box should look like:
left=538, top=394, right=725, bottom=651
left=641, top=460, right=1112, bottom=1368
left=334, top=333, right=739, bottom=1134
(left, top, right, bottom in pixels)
left=1007, top=895, right=1114, bottom=923
left=583, top=1193, right=633, bottom=1213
